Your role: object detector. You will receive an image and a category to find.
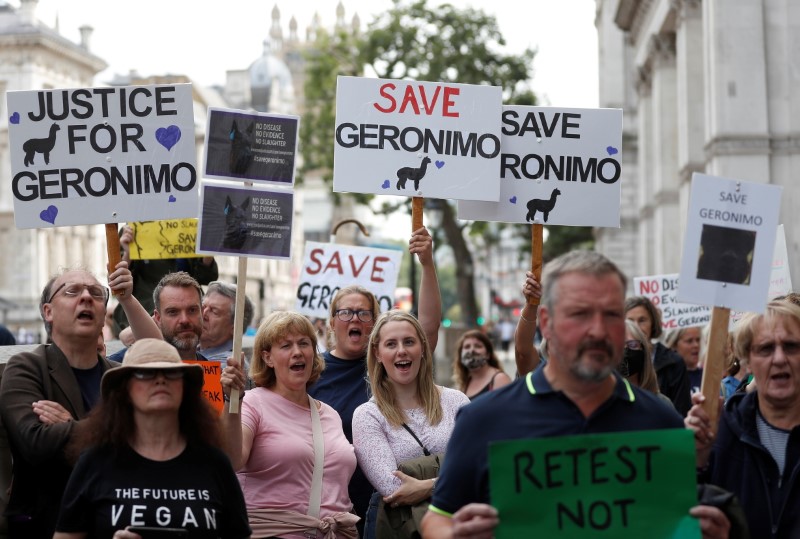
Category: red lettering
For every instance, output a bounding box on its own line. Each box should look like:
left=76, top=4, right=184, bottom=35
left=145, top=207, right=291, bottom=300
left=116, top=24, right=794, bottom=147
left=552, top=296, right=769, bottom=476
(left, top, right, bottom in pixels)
left=419, top=85, right=441, bottom=115
left=348, top=255, right=369, bottom=278
left=306, top=248, right=324, bottom=275
left=399, top=85, right=421, bottom=114
left=373, top=83, right=397, bottom=113
left=442, top=87, right=459, bottom=117
left=323, top=252, right=343, bottom=275
left=371, top=256, right=390, bottom=282
left=639, top=279, right=658, bottom=294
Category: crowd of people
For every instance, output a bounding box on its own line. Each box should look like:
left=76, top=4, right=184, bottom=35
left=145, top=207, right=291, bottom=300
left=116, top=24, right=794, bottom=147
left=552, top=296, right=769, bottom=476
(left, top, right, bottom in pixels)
left=0, top=232, right=797, bottom=538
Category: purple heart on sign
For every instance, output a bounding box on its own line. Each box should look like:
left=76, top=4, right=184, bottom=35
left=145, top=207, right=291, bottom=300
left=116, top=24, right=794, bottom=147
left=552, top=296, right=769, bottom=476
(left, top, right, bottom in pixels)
left=9, top=112, right=19, bottom=124
left=509, top=196, right=517, bottom=204
left=39, top=205, right=58, bottom=224
left=606, top=146, right=619, bottom=156
left=381, top=180, right=390, bottom=189
left=168, top=195, right=176, bottom=202
left=435, top=160, right=445, bottom=169
left=156, top=125, right=182, bottom=150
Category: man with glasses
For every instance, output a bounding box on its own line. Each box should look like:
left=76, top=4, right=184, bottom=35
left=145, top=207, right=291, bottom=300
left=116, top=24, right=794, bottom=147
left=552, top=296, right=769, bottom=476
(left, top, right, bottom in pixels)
left=0, top=263, right=160, bottom=538
left=199, top=280, right=254, bottom=362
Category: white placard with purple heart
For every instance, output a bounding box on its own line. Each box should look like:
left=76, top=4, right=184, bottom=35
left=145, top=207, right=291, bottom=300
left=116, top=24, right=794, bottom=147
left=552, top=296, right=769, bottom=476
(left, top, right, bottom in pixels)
left=457, top=105, right=623, bottom=227
left=6, top=84, right=197, bottom=229
left=333, top=76, right=503, bottom=201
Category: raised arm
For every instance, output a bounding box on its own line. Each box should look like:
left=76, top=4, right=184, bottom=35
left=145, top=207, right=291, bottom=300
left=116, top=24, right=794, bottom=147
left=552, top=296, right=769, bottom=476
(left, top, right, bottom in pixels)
left=412, top=226, right=442, bottom=352
left=109, top=261, right=161, bottom=341
left=514, top=272, right=541, bottom=376
left=220, top=355, right=252, bottom=470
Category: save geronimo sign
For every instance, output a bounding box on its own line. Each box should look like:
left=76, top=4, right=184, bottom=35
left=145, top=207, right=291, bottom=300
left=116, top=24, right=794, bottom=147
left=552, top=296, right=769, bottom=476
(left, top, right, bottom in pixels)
left=333, top=76, right=503, bottom=201
left=7, top=84, right=197, bottom=229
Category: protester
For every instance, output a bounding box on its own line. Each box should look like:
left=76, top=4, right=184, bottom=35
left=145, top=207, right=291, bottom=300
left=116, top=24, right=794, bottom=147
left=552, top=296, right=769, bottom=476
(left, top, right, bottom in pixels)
left=451, top=329, right=510, bottom=399
left=624, top=320, right=674, bottom=408
left=0, top=324, right=16, bottom=346
left=666, top=326, right=704, bottom=395
left=221, top=311, right=358, bottom=538
left=686, top=299, right=800, bottom=538
left=52, top=338, right=250, bottom=538
left=353, top=311, right=469, bottom=538
left=721, top=332, right=750, bottom=400
left=199, top=280, right=255, bottom=362
left=307, top=227, right=441, bottom=533
left=0, top=263, right=161, bottom=538
left=112, top=224, right=218, bottom=334
left=420, top=250, right=730, bottom=539
left=513, top=271, right=542, bottom=376
left=625, top=296, right=692, bottom=415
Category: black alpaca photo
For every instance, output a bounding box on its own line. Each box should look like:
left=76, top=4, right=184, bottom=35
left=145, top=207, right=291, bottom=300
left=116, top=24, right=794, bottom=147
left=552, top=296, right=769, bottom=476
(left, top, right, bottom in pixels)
left=221, top=196, right=251, bottom=250
left=396, top=156, right=432, bottom=191
left=696, top=224, right=756, bottom=285
left=526, top=188, right=561, bottom=222
left=228, top=120, right=254, bottom=175
left=23, top=123, right=60, bottom=166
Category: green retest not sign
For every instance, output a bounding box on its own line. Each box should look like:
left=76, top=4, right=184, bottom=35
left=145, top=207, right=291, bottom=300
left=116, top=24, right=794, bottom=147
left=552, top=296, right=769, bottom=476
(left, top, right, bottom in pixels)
left=489, top=428, right=700, bottom=539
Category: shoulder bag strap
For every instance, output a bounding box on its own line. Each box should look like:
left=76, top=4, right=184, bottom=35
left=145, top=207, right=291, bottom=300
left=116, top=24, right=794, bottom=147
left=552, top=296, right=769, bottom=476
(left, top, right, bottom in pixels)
left=401, top=423, right=431, bottom=456
left=308, top=395, right=325, bottom=520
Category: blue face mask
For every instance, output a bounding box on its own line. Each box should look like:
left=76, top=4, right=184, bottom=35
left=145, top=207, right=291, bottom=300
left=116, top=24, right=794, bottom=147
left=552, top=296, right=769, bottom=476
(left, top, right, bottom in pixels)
left=460, top=350, right=488, bottom=370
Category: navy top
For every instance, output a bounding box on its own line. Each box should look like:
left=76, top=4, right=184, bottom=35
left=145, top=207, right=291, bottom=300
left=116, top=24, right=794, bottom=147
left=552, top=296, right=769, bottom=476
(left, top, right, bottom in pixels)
left=430, top=368, right=684, bottom=516
left=308, top=351, right=370, bottom=442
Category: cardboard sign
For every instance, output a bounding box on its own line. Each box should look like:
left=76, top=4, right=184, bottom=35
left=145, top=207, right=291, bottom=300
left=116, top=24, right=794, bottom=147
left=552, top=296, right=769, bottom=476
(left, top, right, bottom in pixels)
left=196, top=183, right=293, bottom=260
left=677, top=173, right=782, bottom=313
left=127, top=219, right=202, bottom=260
left=296, top=242, right=403, bottom=318
left=7, top=84, right=197, bottom=228
left=204, top=108, right=299, bottom=185
left=333, top=76, right=503, bottom=201
left=184, top=360, right=224, bottom=413
left=489, top=429, right=699, bottom=538
left=633, top=274, right=711, bottom=330
left=458, top=105, right=623, bottom=227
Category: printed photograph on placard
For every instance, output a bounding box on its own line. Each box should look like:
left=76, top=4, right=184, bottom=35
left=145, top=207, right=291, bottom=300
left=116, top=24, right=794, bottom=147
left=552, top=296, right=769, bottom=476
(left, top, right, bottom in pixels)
left=697, top=224, right=756, bottom=285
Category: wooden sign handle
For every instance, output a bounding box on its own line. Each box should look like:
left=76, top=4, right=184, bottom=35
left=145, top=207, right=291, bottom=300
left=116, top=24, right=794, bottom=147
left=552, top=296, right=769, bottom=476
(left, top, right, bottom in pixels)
left=528, top=224, right=543, bottom=306
left=105, top=223, right=123, bottom=296
left=700, top=306, right=731, bottom=426
left=228, top=257, right=248, bottom=414
left=412, top=197, right=424, bottom=231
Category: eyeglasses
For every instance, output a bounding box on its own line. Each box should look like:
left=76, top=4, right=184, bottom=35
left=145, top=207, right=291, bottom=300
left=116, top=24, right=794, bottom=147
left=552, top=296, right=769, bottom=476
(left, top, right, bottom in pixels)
left=47, top=282, right=109, bottom=304
left=335, top=309, right=374, bottom=322
left=751, top=340, right=800, bottom=358
left=131, top=369, right=185, bottom=381
left=625, top=340, right=644, bottom=351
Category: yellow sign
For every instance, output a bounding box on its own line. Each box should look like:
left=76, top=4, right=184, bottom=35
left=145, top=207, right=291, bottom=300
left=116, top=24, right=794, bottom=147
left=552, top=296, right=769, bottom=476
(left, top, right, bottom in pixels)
left=128, top=219, right=202, bottom=260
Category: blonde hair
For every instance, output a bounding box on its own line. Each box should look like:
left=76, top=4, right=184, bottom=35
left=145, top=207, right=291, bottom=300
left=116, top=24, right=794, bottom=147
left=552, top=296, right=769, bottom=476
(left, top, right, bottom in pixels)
left=250, top=311, right=325, bottom=389
left=367, top=310, right=442, bottom=428
left=625, top=320, right=660, bottom=394
left=734, top=300, right=800, bottom=362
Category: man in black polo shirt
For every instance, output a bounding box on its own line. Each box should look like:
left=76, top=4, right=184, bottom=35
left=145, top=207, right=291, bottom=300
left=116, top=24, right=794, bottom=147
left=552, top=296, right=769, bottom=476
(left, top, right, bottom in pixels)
left=421, top=251, right=730, bottom=539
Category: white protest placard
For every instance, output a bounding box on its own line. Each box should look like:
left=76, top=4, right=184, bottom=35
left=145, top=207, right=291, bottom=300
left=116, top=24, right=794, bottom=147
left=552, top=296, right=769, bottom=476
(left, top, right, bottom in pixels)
left=633, top=274, right=711, bottom=330
left=7, top=84, right=197, bottom=228
left=458, top=105, right=623, bottom=227
left=204, top=108, right=299, bottom=185
left=333, top=76, right=503, bottom=201
left=296, top=242, right=402, bottom=318
left=196, top=182, right=293, bottom=260
left=677, top=173, right=782, bottom=313
left=769, top=224, right=793, bottom=299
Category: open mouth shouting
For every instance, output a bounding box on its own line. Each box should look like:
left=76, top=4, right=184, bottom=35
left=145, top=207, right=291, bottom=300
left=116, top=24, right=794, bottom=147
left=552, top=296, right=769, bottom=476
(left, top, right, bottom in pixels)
left=290, top=360, right=307, bottom=373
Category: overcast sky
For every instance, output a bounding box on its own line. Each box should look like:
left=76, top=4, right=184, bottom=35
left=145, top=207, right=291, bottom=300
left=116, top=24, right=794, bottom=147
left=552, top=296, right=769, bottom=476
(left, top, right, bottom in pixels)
left=31, top=0, right=599, bottom=107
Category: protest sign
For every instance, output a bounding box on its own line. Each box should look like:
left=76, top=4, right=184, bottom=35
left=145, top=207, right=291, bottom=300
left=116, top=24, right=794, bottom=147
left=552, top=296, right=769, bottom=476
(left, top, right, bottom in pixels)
left=196, top=183, right=293, bottom=260
left=184, top=360, right=224, bottom=413
left=769, top=224, right=793, bottom=299
left=489, top=429, right=699, bottom=539
left=333, top=76, right=503, bottom=201
left=633, top=274, right=711, bottom=329
left=7, top=84, right=197, bottom=228
left=296, top=242, right=402, bottom=318
left=677, top=173, right=782, bottom=313
left=204, top=108, right=299, bottom=185
left=458, top=105, right=623, bottom=227
left=126, top=219, right=201, bottom=260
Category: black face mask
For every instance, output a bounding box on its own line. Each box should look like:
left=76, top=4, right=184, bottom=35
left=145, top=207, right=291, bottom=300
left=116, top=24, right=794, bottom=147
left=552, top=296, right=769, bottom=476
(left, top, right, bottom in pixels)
left=619, top=349, right=645, bottom=378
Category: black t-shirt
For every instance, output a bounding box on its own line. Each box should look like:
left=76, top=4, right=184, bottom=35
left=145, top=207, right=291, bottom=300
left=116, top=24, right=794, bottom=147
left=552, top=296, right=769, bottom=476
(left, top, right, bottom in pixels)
left=72, top=359, right=104, bottom=411
left=56, top=443, right=250, bottom=538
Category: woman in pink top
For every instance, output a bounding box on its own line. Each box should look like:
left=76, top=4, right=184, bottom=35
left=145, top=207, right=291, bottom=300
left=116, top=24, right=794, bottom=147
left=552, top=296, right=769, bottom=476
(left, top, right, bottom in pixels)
left=221, top=312, right=358, bottom=539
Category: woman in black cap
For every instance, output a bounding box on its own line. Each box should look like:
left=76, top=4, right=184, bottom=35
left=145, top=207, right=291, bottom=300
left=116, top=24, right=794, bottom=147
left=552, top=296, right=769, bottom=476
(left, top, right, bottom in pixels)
left=53, top=338, right=251, bottom=539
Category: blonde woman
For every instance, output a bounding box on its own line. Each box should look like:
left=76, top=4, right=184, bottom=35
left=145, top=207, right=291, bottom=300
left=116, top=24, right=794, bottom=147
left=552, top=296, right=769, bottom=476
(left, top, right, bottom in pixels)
left=352, top=311, right=468, bottom=538
left=624, top=321, right=674, bottom=409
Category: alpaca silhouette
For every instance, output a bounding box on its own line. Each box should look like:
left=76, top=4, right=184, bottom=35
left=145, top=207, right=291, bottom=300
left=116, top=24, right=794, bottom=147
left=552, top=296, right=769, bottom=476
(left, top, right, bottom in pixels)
left=526, top=188, right=562, bottom=223
left=396, top=156, right=432, bottom=191
left=23, top=123, right=60, bottom=166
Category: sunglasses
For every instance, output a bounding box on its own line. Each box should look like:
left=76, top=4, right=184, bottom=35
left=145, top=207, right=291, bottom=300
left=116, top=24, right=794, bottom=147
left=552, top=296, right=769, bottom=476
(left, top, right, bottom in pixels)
left=131, top=369, right=185, bottom=381
left=625, top=340, right=644, bottom=351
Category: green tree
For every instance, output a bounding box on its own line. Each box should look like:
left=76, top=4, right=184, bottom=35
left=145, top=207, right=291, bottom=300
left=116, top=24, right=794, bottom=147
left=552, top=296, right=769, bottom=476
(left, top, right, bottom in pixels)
left=301, top=0, right=536, bottom=327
